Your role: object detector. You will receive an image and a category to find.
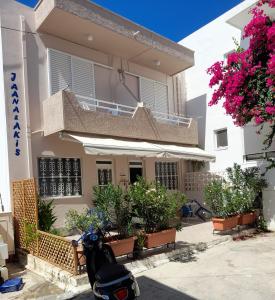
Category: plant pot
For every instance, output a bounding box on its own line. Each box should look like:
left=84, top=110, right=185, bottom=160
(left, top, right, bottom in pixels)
left=145, top=228, right=176, bottom=249
left=105, top=236, right=135, bottom=257
left=212, top=216, right=238, bottom=231
left=239, top=212, right=256, bottom=225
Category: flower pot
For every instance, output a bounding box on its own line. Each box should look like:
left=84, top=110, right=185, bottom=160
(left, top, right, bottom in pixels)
left=145, top=228, right=176, bottom=249
left=105, top=236, right=135, bottom=257
left=212, top=216, right=238, bottom=231
left=239, top=212, right=256, bottom=225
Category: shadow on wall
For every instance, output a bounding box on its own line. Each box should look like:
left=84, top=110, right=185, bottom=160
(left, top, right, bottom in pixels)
left=71, top=276, right=197, bottom=300
left=186, top=94, right=207, bottom=149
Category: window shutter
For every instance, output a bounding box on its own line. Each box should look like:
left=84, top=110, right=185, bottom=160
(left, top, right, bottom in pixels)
left=49, top=49, right=72, bottom=95
left=154, top=82, right=168, bottom=114
left=140, top=77, right=155, bottom=110
left=71, top=57, right=95, bottom=98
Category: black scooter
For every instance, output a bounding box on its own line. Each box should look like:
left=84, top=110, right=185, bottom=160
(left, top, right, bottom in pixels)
left=72, top=226, right=140, bottom=300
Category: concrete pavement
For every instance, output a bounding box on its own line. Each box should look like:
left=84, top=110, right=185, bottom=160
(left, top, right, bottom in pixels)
left=71, top=232, right=275, bottom=300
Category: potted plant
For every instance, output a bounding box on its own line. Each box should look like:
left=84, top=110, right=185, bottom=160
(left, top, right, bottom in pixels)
left=226, top=164, right=267, bottom=225
left=65, top=208, right=103, bottom=265
left=93, top=184, right=135, bottom=257
left=204, top=180, right=239, bottom=231
left=129, top=178, right=186, bottom=249
left=132, top=230, right=146, bottom=259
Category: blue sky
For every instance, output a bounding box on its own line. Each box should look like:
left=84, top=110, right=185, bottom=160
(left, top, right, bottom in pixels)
left=17, top=0, right=243, bottom=41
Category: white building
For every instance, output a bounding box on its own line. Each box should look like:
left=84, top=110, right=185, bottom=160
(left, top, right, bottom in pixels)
left=179, top=0, right=275, bottom=230
left=0, top=0, right=216, bottom=229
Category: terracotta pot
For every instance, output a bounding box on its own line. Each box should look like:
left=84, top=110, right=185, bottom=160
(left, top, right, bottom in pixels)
left=105, top=236, right=135, bottom=257
left=145, top=228, right=176, bottom=249
left=239, top=212, right=256, bottom=225
left=212, top=216, right=238, bottom=231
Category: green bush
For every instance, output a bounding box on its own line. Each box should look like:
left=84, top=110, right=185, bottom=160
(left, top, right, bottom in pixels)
left=128, top=177, right=186, bottom=233
left=93, top=184, right=133, bottom=238
left=205, top=164, right=266, bottom=218
left=65, top=209, right=102, bottom=233
left=38, top=197, right=57, bottom=232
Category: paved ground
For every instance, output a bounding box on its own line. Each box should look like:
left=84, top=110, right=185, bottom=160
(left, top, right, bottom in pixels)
left=1, top=263, right=64, bottom=300
left=71, top=232, right=275, bottom=300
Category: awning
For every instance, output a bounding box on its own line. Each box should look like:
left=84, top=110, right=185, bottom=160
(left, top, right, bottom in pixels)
left=66, top=134, right=215, bottom=162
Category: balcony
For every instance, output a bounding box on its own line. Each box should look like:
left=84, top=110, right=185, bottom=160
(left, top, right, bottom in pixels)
left=42, top=90, right=198, bottom=146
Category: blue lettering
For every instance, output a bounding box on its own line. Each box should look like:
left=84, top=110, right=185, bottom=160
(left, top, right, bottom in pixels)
left=12, top=98, right=19, bottom=105
left=15, top=140, right=19, bottom=147
left=13, top=131, right=20, bottom=139
left=14, top=115, right=19, bottom=120
left=13, top=122, right=21, bottom=130
left=11, top=91, right=19, bottom=98
left=11, top=84, right=18, bottom=90
left=11, top=73, right=16, bottom=81
left=15, top=149, right=21, bottom=156
left=13, top=107, right=19, bottom=113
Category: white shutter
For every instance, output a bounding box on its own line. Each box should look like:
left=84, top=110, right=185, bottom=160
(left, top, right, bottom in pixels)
left=49, top=49, right=72, bottom=95
left=71, top=57, right=95, bottom=98
left=140, top=77, right=155, bottom=110
left=154, top=82, right=168, bottom=114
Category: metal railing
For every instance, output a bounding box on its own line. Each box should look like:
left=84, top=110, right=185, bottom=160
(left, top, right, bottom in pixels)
left=77, top=95, right=136, bottom=117
left=77, top=95, right=192, bottom=127
left=151, top=110, right=192, bottom=127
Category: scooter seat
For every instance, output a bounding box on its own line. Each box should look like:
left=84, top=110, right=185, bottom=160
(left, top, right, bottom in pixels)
left=95, top=264, right=130, bottom=284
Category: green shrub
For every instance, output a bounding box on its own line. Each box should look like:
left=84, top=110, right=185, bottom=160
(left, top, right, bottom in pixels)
left=65, top=209, right=102, bottom=233
left=93, top=184, right=133, bottom=238
left=38, top=197, right=57, bottom=232
left=128, top=177, right=186, bottom=233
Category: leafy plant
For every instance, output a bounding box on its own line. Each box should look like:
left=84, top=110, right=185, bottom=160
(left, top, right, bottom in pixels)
left=128, top=177, right=186, bottom=233
left=38, top=197, right=57, bottom=232
left=205, top=164, right=267, bottom=218
left=24, top=221, right=39, bottom=249
left=93, top=184, right=133, bottom=238
left=65, top=209, right=102, bottom=233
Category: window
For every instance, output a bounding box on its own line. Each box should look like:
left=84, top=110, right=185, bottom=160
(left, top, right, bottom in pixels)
left=155, top=162, right=178, bottom=190
left=96, top=161, right=113, bottom=187
left=38, top=157, right=82, bottom=198
left=215, top=129, right=228, bottom=149
left=48, top=49, right=95, bottom=99
left=140, top=77, right=168, bottom=113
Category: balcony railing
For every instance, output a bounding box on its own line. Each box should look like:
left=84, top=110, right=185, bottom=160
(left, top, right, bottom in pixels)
left=77, top=95, right=192, bottom=127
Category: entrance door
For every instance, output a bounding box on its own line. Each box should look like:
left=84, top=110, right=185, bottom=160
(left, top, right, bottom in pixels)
left=129, top=161, right=143, bottom=184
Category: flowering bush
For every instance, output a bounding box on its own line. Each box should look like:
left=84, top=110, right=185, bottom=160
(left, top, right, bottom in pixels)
left=207, top=0, right=275, bottom=148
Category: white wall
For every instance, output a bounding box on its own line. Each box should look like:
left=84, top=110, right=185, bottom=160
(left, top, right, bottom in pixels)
left=178, top=4, right=250, bottom=172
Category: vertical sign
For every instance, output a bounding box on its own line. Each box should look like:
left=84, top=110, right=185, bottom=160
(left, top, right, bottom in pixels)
left=11, top=72, right=21, bottom=156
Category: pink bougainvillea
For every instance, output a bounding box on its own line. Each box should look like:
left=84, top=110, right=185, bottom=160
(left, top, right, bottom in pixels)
left=207, top=0, right=275, bottom=148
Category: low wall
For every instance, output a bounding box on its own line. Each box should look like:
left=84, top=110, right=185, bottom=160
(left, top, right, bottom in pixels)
left=0, top=212, right=15, bottom=255
left=263, top=188, right=275, bottom=231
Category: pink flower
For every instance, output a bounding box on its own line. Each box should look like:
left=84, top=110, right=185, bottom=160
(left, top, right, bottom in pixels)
left=266, top=106, right=275, bottom=114
left=255, top=116, right=264, bottom=124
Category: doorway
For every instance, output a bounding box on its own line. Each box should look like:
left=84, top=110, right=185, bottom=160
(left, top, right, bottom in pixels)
left=129, top=161, right=143, bottom=184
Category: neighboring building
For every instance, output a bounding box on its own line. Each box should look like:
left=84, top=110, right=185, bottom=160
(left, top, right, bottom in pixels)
left=179, top=0, right=275, bottom=230
left=0, top=0, right=214, bottom=226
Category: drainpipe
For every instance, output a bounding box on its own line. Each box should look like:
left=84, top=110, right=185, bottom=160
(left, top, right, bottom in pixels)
left=20, top=16, right=33, bottom=177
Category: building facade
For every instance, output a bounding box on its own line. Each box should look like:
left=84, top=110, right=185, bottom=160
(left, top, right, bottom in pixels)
left=180, top=0, right=275, bottom=229
left=0, top=0, right=214, bottom=227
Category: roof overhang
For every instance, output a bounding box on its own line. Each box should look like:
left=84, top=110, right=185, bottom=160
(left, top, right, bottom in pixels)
left=63, top=133, right=215, bottom=162
left=35, top=0, right=194, bottom=75
left=227, top=2, right=275, bottom=30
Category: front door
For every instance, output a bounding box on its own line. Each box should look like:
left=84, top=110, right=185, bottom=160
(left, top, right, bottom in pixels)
left=129, top=161, right=143, bottom=184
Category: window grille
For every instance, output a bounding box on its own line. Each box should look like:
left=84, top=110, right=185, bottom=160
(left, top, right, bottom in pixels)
left=96, top=161, right=113, bottom=187
left=155, top=162, right=178, bottom=190
left=38, top=157, right=82, bottom=198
